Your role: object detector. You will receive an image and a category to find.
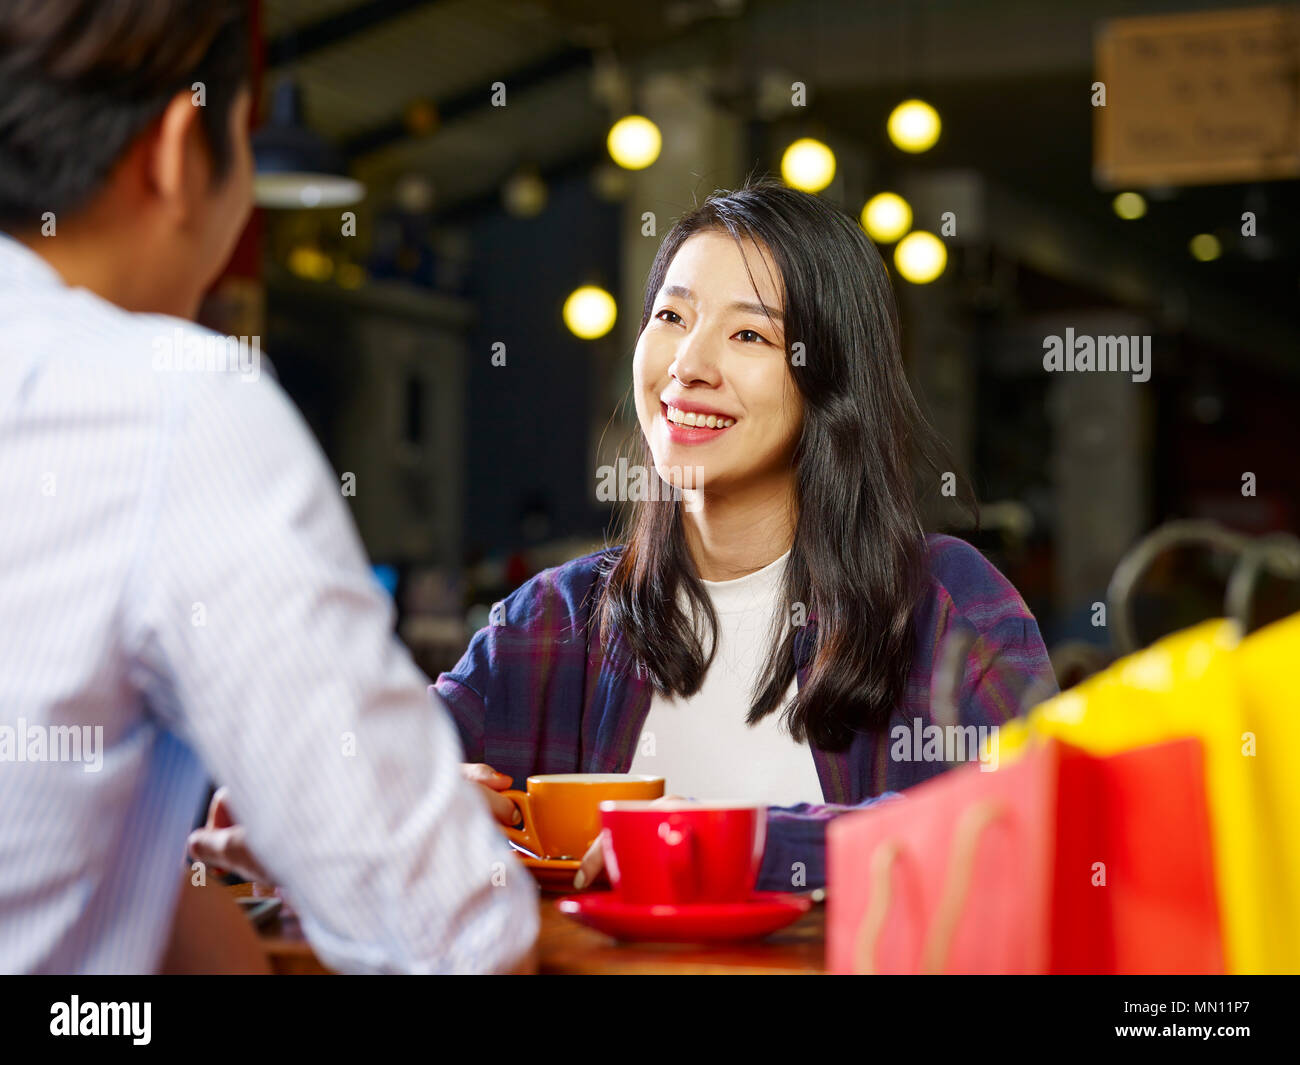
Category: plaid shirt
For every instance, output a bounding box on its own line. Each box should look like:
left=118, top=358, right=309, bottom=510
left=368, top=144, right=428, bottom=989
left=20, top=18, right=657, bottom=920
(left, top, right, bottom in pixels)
left=433, top=534, right=1056, bottom=892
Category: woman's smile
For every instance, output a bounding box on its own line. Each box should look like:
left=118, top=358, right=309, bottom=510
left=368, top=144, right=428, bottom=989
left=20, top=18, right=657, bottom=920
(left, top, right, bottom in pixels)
left=660, top=400, right=738, bottom=444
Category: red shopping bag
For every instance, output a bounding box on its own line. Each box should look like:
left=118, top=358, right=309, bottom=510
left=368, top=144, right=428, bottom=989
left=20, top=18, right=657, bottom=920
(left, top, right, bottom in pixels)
left=827, top=737, right=1224, bottom=974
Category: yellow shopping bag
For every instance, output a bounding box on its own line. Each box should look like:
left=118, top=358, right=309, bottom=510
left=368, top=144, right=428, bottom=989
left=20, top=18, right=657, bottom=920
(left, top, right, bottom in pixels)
left=991, top=614, right=1300, bottom=973
left=1230, top=612, right=1300, bottom=971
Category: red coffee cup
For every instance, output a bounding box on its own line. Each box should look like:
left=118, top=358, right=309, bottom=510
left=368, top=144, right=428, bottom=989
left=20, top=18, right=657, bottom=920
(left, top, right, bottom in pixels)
left=597, top=801, right=767, bottom=905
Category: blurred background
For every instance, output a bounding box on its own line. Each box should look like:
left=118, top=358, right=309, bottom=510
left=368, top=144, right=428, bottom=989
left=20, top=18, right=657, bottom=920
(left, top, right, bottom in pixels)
left=204, top=0, right=1300, bottom=688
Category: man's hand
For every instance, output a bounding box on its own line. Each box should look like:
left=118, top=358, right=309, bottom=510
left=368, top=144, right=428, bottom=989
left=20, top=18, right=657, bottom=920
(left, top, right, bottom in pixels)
left=187, top=786, right=272, bottom=887
left=188, top=767, right=522, bottom=888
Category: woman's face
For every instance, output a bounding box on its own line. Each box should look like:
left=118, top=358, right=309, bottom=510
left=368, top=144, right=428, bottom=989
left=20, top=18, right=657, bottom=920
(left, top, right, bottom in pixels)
left=633, top=231, right=803, bottom=495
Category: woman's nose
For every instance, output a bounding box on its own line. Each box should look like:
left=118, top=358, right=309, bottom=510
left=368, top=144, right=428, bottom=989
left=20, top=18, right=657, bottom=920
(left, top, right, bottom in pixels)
left=669, top=334, right=722, bottom=387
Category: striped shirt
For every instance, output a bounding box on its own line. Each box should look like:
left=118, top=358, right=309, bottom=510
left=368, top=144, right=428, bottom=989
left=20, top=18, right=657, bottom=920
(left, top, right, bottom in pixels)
left=0, top=234, right=537, bottom=974
left=435, top=535, right=1058, bottom=892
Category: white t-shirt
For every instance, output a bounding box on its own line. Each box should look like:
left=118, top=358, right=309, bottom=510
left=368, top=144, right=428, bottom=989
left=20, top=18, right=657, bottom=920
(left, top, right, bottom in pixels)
left=627, top=550, right=825, bottom=806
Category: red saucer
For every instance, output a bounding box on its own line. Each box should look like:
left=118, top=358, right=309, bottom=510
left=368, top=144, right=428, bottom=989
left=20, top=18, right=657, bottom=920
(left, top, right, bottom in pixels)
left=556, top=892, right=813, bottom=942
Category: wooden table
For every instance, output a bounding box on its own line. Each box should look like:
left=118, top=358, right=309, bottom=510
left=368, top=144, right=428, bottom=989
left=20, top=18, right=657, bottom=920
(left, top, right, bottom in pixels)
left=227, top=883, right=827, bottom=975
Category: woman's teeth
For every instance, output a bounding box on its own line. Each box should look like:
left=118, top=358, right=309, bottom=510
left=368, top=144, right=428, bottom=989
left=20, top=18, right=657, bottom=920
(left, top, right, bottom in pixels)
left=666, top=406, right=735, bottom=429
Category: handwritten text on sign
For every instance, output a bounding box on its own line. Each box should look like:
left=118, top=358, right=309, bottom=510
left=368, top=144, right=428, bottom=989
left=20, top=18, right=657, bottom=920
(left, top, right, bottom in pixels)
left=1094, top=7, right=1300, bottom=187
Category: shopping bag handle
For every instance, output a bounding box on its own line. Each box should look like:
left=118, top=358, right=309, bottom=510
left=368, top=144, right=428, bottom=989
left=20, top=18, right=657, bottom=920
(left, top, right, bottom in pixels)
left=1106, top=520, right=1249, bottom=655
left=1224, top=533, right=1300, bottom=635
left=853, top=838, right=904, bottom=975
left=854, top=798, right=1010, bottom=974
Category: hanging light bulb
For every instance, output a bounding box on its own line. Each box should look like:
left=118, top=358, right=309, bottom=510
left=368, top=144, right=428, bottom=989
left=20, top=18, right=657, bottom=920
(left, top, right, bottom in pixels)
left=894, top=231, right=947, bottom=283
left=607, top=116, right=661, bottom=170
left=861, top=192, right=913, bottom=243
left=394, top=174, right=434, bottom=213
left=336, top=262, right=365, bottom=289
left=253, top=80, right=365, bottom=208
left=781, top=138, right=836, bottom=193
left=887, top=99, right=941, bottom=154
left=287, top=244, right=334, bottom=282
left=1113, top=192, right=1147, bottom=220
left=563, top=286, right=617, bottom=339
left=1189, top=234, right=1222, bottom=262
left=591, top=163, right=629, bottom=202
left=502, top=167, right=548, bottom=217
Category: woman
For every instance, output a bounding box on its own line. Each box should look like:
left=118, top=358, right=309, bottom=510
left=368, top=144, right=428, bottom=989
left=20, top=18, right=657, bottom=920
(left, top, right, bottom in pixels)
left=447, top=181, right=1057, bottom=893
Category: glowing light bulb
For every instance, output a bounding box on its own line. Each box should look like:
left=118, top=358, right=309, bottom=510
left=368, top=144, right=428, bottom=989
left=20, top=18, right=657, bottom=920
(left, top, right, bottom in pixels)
left=887, top=99, right=941, bottom=153
left=1189, top=234, right=1221, bottom=262
left=781, top=138, right=836, bottom=193
left=1113, top=192, right=1147, bottom=220
left=607, top=116, right=661, bottom=171
left=563, top=286, right=617, bottom=339
left=894, top=231, right=947, bottom=283
left=861, top=192, right=913, bottom=243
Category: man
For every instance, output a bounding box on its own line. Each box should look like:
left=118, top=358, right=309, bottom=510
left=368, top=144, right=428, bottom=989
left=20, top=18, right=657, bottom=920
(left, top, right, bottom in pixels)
left=0, top=0, right=536, bottom=973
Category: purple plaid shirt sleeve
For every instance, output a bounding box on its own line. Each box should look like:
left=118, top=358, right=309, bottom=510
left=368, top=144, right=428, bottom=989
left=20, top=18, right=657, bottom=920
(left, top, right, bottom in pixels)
left=433, top=535, right=1057, bottom=891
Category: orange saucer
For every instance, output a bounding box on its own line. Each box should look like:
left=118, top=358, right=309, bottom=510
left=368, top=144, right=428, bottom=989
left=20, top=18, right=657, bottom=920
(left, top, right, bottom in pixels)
left=514, top=854, right=585, bottom=892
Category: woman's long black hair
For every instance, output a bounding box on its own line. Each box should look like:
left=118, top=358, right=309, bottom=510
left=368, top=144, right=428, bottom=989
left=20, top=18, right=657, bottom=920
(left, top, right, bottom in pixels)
left=598, top=180, right=970, bottom=752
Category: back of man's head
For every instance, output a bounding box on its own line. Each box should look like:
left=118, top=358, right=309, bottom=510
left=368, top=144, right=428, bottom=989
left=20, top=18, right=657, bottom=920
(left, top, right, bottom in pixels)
left=0, top=0, right=255, bottom=320
left=0, top=0, right=250, bottom=233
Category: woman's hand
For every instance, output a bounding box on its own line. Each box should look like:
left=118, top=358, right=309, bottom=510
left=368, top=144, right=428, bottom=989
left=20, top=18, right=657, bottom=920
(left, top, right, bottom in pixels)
left=573, top=793, right=688, bottom=890
left=186, top=786, right=272, bottom=888
left=461, top=763, right=522, bottom=826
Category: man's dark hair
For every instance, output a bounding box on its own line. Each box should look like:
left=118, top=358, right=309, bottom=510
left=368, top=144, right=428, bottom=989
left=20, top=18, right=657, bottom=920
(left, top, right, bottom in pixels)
left=0, top=0, right=251, bottom=231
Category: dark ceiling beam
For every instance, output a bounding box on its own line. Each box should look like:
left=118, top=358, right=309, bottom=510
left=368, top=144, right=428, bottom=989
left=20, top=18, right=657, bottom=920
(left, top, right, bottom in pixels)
left=267, top=0, right=437, bottom=69
left=341, top=45, right=592, bottom=160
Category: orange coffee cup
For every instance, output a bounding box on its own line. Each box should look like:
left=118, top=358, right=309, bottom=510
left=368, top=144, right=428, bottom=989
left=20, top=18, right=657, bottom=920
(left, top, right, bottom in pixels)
left=502, top=774, right=664, bottom=860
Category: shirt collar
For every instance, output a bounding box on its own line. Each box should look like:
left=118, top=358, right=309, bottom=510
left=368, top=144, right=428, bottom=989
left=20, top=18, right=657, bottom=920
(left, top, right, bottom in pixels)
left=0, top=232, right=66, bottom=289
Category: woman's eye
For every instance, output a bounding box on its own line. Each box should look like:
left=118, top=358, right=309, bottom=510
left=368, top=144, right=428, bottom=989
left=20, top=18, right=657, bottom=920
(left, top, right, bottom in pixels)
left=733, top=329, right=768, bottom=344
left=655, top=309, right=682, bottom=324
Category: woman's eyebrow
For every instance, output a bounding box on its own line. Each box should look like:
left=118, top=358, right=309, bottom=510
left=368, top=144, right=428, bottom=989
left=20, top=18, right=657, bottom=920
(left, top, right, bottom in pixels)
left=730, top=299, right=784, bottom=321
left=664, top=284, right=783, bottom=321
